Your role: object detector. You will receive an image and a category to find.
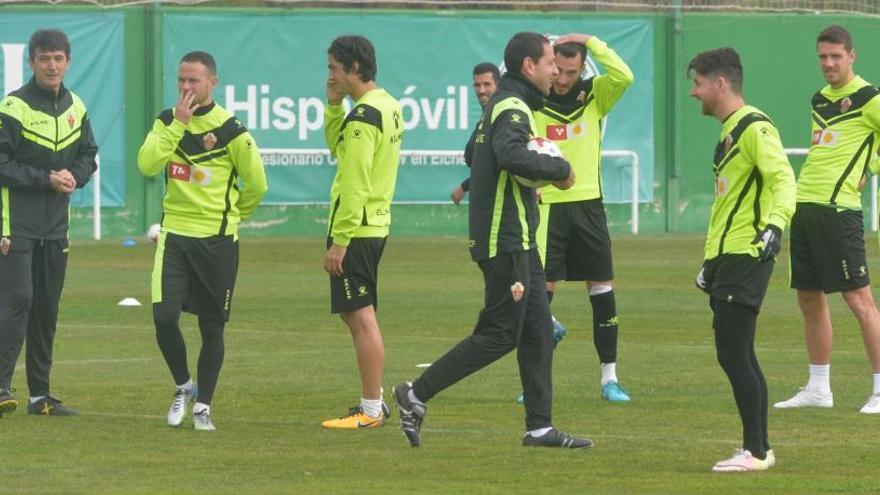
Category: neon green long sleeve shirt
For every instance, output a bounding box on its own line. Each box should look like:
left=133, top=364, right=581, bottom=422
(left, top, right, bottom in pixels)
left=138, top=102, right=267, bottom=238
left=704, top=106, right=796, bottom=260
left=325, top=88, right=403, bottom=246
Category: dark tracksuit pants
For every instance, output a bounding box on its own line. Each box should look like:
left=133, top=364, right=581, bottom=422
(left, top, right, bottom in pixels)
left=0, top=238, right=67, bottom=396
left=413, top=249, right=555, bottom=431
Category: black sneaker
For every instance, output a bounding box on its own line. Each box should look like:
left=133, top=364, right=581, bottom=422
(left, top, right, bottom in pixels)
left=393, top=382, right=426, bottom=447
left=522, top=428, right=593, bottom=449
left=27, top=396, right=78, bottom=416
left=0, top=388, right=17, bottom=417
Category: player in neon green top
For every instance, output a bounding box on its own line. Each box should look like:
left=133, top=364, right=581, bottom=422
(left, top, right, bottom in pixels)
left=320, top=36, right=404, bottom=430
left=532, top=33, right=634, bottom=402
left=776, top=26, right=880, bottom=415
left=138, top=51, right=268, bottom=431
left=689, top=47, right=795, bottom=472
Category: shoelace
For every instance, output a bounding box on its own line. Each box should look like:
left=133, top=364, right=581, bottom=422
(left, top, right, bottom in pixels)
left=336, top=406, right=365, bottom=420
left=193, top=410, right=211, bottom=424
left=170, top=390, right=188, bottom=413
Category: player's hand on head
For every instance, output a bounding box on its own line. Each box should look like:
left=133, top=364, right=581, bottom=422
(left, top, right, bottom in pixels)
left=752, top=224, right=782, bottom=262
left=555, top=33, right=593, bottom=46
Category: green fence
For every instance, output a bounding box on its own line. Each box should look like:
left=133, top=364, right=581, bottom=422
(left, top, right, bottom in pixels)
left=1, top=6, right=876, bottom=239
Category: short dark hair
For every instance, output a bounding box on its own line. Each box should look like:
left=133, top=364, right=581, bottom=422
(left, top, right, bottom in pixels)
left=504, top=32, right=549, bottom=75
left=554, top=41, right=586, bottom=65
left=687, top=47, right=744, bottom=94
left=180, top=51, right=217, bottom=75
left=817, top=25, right=853, bottom=52
left=472, top=62, right=500, bottom=82
left=28, top=29, right=70, bottom=62
left=328, top=35, right=377, bottom=83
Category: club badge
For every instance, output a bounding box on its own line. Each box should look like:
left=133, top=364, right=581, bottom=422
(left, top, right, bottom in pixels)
left=510, top=281, right=525, bottom=302
left=67, top=111, right=75, bottom=129
left=840, top=97, right=852, bottom=113
left=0, top=237, right=9, bottom=256
left=203, top=132, right=217, bottom=151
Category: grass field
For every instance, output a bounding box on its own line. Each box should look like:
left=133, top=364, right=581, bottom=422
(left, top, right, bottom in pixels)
left=2, top=234, right=879, bottom=494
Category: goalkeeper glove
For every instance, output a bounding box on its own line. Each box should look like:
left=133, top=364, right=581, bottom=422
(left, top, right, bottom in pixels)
left=752, top=224, right=782, bottom=262
left=695, top=267, right=710, bottom=294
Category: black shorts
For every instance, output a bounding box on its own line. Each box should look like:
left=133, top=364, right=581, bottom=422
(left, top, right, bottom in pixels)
left=702, top=254, right=774, bottom=312
left=152, top=232, right=239, bottom=322
left=329, top=237, right=387, bottom=314
left=537, top=199, right=613, bottom=282
left=789, top=203, right=869, bottom=293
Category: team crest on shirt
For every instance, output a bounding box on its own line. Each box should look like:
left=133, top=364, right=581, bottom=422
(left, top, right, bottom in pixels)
left=66, top=111, right=75, bottom=129
left=723, top=134, right=734, bottom=155
left=0, top=237, right=9, bottom=256
left=203, top=132, right=217, bottom=151
left=840, top=96, right=852, bottom=113
left=576, top=90, right=586, bottom=103
left=510, top=282, right=525, bottom=302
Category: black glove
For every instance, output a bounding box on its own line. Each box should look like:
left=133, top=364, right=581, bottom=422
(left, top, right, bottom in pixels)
left=752, top=224, right=782, bottom=262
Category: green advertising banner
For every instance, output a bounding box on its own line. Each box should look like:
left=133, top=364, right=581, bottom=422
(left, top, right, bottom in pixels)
left=0, top=13, right=125, bottom=207
left=163, top=12, right=653, bottom=205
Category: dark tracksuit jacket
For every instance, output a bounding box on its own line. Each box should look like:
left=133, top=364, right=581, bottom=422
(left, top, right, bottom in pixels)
left=414, top=73, right=572, bottom=431
left=0, top=78, right=98, bottom=395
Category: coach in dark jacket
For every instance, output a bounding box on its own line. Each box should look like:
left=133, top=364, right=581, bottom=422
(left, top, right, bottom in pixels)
left=0, top=29, right=98, bottom=417
left=394, top=32, right=593, bottom=450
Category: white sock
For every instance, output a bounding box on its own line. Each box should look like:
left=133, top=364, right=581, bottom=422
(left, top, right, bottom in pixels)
left=193, top=402, right=210, bottom=415
left=361, top=397, right=383, bottom=418
left=528, top=427, right=553, bottom=438
left=176, top=379, right=193, bottom=391
left=601, top=362, right=618, bottom=385
left=873, top=373, right=880, bottom=395
left=807, top=364, right=831, bottom=393
left=29, top=395, right=46, bottom=404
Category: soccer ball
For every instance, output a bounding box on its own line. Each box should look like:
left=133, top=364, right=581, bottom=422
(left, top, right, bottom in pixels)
left=146, top=223, right=161, bottom=243
left=513, top=137, right=563, bottom=188
left=527, top=136, right=563, bottom=158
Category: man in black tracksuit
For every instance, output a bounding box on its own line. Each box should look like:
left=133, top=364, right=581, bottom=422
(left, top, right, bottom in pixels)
left=393, top=32, right=592, bottom=449
left=0, top=30, right=98, bottom=417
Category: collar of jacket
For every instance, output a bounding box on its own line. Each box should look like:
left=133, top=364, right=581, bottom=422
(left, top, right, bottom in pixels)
left=25, top=76, right=69, bottom=105
left=193, top=101, right=216, bottom=117
left=546, top=78, right=586, bottom=114
left=498, top=73, right=545, bottom=111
